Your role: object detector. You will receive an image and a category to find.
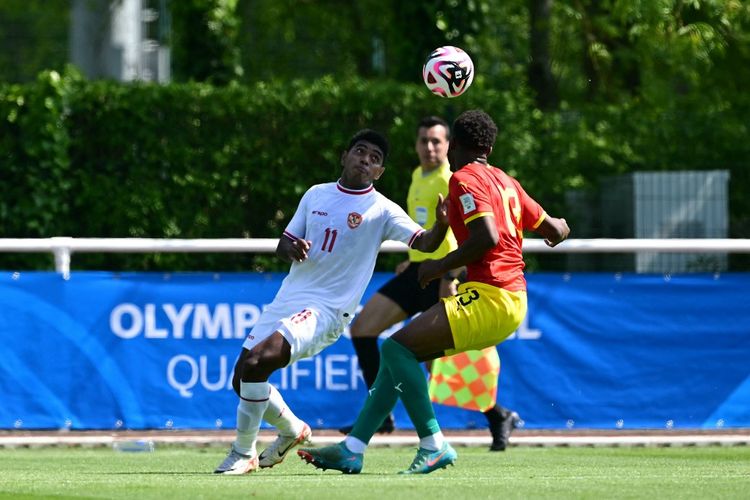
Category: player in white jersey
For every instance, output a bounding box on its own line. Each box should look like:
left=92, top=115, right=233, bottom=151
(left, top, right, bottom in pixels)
left=215, top=129, right=450, bottom=475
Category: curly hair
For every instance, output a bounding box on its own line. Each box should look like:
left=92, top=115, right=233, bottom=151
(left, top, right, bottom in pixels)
left=348, top=129, right=389, bottom=162
left=452, top=110, right=497, bottom=151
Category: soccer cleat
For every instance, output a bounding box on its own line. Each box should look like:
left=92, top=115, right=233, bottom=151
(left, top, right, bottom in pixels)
left=297, top=442, right=363, bottom=474
left=490, top=410, right=520, bottom=452
left=338, top=413, right=395, bottom=435
left=399, top=442, right=457, bottom=474
left=258, top=422, right=312, bottom=468
left=214, top=445, right=259, bottom=475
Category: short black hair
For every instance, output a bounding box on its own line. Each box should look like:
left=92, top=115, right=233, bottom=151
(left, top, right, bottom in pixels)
left=452, top=110, right=497, bottom=151
left=417, top=116, right=451, bottom=139
left=348, top=129, right=389, bottom=162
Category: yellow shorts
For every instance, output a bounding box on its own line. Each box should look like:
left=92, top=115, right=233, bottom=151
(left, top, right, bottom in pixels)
left=441, top=281, right=527, bottom=356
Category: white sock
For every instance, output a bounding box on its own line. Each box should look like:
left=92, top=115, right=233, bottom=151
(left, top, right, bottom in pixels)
left=419, top=432, right=444, bottom=452
left=233, top=381, right=270, bottom=456
left=344, top=436, right=367, bottom=454
left=263, top=384, right=304, bottom=436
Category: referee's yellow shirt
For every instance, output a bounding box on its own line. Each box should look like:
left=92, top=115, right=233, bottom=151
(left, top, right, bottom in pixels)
left=406, top=161, right=457, bottom=262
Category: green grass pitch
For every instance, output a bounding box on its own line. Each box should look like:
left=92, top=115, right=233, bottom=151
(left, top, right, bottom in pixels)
left=1, top=445, right=749, bottom=499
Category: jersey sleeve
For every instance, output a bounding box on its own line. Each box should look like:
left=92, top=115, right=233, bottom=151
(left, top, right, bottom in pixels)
left=449, top=170, right=493, bottom=224
left=283, top=188, right=311, bottom=240
left=383, top=198, right=425, bottom=247
left=514, top=179, right=547, bottom=230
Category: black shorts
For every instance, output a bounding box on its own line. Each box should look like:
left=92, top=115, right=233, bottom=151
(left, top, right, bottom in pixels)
left=377, top=262, right=441, bottom=317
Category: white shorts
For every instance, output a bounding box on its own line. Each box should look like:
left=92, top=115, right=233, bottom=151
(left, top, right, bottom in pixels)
left=242, top=301, right=350, bottom=365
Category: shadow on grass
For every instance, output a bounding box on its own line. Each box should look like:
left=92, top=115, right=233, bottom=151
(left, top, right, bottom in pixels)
left=92, top=471, right=390, bottom=476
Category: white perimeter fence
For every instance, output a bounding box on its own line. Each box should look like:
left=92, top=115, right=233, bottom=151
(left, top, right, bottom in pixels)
left=2, top=237, right=750, bottom=279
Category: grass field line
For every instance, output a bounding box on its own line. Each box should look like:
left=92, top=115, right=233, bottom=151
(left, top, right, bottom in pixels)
left=2, top=447, right=749, bottom=499
left=1, top=429, right=748, bottom=448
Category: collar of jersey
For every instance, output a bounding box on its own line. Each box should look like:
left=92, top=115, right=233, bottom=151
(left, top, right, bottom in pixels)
left=337, top=181, right=374, bottom=195
left=419, top=161, right=450, bottom=177
left=469, top=161, right=490, bottom=168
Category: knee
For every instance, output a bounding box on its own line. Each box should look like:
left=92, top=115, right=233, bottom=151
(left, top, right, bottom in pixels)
left=349, top=316, right=366, bottom=338
left=381, top=337, right=418, bottom=362
left=231, top=373, right=241, bottom=396
left=233, top=350, right=266, bottom=390
left=350, top=311, right=382, bottom=339
left=380, top=337, right=401, bottom=359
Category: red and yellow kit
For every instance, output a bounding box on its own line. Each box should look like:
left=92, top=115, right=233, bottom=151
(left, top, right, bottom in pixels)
left=448, top=162, right=546, bottom=291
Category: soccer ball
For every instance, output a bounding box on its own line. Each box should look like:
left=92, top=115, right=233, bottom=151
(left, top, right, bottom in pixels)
left=422, top=46, right=474, bottom=98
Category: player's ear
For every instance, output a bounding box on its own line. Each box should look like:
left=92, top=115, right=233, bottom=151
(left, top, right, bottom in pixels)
left=340, top=150, right=347, bottom=166
left=372, top=165, right=385, bottom=181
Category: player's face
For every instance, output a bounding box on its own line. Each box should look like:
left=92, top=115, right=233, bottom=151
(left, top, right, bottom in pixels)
left=415, top=125, right=449, bottom=171
left=339, top=140, right=385, bottom=189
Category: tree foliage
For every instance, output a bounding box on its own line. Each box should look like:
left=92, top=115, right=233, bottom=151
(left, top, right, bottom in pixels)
left=170, top=0, right=244, bottom=84
left=0, top=0, right=69, bottom=83
left=1, top=1, right=749, bottom=271
left=2, top=65, right=748, bottom=270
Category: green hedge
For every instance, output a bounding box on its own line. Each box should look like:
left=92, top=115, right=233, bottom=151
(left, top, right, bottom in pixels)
left=2, top=70, right=748, bottom=271
left=1, top=70, right=73, bottom=269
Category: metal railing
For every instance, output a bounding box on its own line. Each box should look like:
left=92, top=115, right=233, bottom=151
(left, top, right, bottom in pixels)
left=2, top=237, right=750, bottom=279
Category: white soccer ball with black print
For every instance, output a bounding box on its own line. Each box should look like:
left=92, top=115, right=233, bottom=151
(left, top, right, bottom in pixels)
left=422, top=46, right=475, bottom=98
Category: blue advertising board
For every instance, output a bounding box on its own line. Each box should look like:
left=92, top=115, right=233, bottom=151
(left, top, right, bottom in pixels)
left=1, top=271, right=748, bottom=430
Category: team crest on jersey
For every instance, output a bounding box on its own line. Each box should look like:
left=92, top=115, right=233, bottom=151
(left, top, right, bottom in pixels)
left=347, top=212, right=363, bottom=229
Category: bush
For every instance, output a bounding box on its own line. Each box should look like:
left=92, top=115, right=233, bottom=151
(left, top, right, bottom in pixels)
left=1, top=70, right=747, bottom=271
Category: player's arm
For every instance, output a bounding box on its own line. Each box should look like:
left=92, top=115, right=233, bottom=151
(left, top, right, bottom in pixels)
left=534, top=215, right=570, bottom=248
left=410, top=193, right=450, bottom=254
left=418, top=216, right=497, bottom=288
left=276, top=188, right=314, bottom=263
left=516, top=180, right=570, bottom=248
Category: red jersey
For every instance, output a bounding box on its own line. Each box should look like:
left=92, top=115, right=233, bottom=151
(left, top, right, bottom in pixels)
left=448, top=162, right=546, bottom=291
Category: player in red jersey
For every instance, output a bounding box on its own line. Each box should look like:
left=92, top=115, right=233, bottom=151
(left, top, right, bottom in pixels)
left=299, top=109, right=569, bottom=474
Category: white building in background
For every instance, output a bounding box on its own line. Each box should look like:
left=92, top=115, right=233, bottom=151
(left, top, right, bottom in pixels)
left=70, top=0, right=170, bottom=83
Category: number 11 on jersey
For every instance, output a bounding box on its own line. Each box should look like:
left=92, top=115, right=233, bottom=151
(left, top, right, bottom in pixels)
left=321, top=228, right=338, bottom=252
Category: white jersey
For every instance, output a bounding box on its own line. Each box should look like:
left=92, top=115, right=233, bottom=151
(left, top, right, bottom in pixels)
left=277, top=181, right=424, bottom=318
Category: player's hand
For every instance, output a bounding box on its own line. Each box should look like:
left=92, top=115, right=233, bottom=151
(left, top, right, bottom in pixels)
left=544, top=218, right=570, bottom=247
left=438, top=275, right=457, bottom=298
left=417, top=259, right=443, bottom=288
left=394, top=259, right=410, bottom=275
left=288, top=238, right=312, bottom=262
left=434, top=193, right=449, bottom=226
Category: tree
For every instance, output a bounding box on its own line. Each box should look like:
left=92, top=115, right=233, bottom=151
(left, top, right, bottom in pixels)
left=0, top=0, right=69, bottom=83
left=170, top=0, right=243, bottom=84
left=528, top=0, right=558, bottom=109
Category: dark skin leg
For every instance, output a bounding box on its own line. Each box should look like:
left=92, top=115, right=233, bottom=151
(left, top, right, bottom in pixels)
left=232, top=302, right=453, bottom=394
left=389, top=300, right=455, bottom=362
left=231, top=331, right=292, bottom=396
